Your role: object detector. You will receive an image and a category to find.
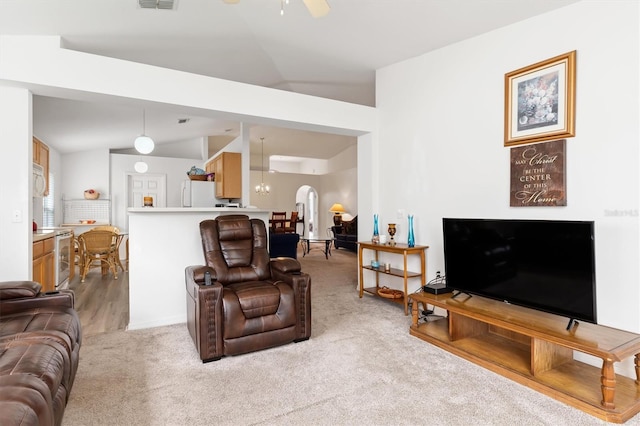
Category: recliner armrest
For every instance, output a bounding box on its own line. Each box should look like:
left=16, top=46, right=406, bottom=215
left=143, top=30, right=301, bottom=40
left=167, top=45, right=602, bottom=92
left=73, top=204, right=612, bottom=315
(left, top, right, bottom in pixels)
left=185, top=265, right=217, bottom=285
left=184, top=265, right=224, bottom=362
left=270, top=266, right=311, bottom=341
left=270, top=257, right=301, bottom=274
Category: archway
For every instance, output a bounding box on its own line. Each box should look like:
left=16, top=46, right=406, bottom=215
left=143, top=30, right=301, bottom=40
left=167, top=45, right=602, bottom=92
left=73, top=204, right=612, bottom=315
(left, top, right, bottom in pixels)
left=295, top=185, right=319, bottom=238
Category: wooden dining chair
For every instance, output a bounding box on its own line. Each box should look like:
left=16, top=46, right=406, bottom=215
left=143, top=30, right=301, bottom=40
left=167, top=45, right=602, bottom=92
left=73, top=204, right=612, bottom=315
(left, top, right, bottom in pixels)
left=77, top=230, right=119, bottom=282
left=271, top=211, right=287, bottom=234
left=91, top=225, right=125, bottom=272
left=283, top=211, right=298, bottom=233
left=92, top=225, right=120, bottom=233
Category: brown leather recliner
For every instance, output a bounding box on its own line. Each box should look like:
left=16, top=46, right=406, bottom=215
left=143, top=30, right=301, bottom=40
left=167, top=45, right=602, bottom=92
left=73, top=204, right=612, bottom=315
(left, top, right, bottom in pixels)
left=185, top=214, right=311, bottom=362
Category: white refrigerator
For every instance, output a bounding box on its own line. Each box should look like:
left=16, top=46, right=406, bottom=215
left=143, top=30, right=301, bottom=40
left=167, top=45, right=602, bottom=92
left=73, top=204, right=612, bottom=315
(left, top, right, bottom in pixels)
left=181, top=180, right=217, bottom=207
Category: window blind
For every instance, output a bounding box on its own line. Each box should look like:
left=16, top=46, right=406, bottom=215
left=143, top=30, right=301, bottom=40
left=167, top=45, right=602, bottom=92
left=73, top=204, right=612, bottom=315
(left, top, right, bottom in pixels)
left=43, top=173, right=54, bottom=227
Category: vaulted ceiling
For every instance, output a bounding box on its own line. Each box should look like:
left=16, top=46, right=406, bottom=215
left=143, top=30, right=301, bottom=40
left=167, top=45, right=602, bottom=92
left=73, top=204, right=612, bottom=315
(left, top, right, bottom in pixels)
left=1, top=0, right=579, bottom=159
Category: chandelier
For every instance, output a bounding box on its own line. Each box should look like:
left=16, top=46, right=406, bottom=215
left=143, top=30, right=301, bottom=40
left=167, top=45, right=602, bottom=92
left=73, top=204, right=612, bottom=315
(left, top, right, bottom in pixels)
left=255, top=137, right=270, bottom=195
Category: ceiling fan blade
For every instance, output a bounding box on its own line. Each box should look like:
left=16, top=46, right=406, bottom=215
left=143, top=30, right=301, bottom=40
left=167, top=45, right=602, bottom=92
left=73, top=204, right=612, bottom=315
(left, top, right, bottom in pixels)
left=303, top=0, right=330, bottom=18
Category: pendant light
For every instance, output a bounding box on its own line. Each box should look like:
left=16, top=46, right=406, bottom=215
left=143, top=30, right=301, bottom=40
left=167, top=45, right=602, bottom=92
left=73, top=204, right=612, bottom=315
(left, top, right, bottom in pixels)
left=255, top=137, right=270, bottom=195
left=134, top=160, right=148, bottom=173
left=134, top=109, right=154, bottom=154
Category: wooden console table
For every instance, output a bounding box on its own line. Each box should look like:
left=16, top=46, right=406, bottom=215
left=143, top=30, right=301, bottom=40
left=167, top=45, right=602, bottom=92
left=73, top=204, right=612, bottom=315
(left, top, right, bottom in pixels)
left=358, top=241, right=428, bottom=315
left=409, top=291, right=640, bottom=423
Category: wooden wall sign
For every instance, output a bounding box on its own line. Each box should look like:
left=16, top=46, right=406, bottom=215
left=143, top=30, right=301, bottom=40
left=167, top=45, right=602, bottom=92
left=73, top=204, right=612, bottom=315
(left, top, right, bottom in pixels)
left=510, top=139, right=566, bottom=207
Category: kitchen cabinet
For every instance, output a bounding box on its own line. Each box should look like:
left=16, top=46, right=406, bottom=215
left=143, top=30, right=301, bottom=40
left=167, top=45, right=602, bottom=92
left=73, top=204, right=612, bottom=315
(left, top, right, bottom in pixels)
left=205, top=159, right=215, bottom=175
left=33, top=236, right=55, bottom=292
left=208, top=152, right=241, bottom=199
left=33, top=136, right=50, bottom=196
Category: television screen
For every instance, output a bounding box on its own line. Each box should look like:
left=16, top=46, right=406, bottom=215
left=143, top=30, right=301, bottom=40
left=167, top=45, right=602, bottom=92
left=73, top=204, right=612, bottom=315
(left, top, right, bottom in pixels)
left=442, top=218, right=597, bottom=324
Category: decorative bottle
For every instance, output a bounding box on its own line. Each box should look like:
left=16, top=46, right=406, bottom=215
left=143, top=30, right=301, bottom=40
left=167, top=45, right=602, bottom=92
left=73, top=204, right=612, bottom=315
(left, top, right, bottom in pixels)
left=407, top=215, right=415, bottom=247
left=372, top=214, right=380, bottom=244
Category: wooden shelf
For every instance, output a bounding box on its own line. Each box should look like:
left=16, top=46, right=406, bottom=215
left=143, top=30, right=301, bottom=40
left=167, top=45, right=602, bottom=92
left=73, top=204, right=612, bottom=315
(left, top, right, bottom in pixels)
left=362, top=286, right=405, bottom=306
left=409, top=292, right=640, bottom=423
left=362, top=265, right=421, bottom=278
left=358, top=242, right=428, bottom=315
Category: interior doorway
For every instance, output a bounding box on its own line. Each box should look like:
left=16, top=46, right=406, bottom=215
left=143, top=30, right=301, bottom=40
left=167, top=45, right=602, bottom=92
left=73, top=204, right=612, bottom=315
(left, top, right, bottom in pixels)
left=296, top=185, right=318, bottom=238
left=126, top=173, right=167, bottom=208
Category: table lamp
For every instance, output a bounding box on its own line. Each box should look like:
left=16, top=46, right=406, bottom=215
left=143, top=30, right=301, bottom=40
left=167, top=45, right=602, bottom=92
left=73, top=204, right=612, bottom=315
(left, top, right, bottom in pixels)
left=329, top=203, right=346, bottom=226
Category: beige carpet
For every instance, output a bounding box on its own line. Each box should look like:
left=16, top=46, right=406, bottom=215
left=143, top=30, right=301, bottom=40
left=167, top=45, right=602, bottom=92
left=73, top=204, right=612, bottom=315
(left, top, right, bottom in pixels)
left=64, top=248, right=632, bottom=425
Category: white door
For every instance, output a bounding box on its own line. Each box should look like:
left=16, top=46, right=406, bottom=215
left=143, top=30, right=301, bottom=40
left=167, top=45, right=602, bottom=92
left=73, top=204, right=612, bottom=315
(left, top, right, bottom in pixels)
left=128, top=174, right=167, bottom=208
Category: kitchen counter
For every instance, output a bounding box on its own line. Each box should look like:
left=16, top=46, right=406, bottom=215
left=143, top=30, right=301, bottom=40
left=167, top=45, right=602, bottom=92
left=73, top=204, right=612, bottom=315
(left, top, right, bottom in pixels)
left=126, top=207, right=270, bottom=330
left=33, top=227, right=73, bottom=242
left=127, top=207, right=261, bottom=213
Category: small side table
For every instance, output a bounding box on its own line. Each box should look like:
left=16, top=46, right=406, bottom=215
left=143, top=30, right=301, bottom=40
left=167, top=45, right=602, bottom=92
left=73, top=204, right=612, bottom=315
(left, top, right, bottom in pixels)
left=358, top=241, right=428, bottom=315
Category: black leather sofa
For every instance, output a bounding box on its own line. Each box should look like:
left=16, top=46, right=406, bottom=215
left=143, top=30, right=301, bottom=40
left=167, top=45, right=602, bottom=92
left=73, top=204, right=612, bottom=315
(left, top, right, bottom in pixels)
left=331, top=216, right=357, bottom=252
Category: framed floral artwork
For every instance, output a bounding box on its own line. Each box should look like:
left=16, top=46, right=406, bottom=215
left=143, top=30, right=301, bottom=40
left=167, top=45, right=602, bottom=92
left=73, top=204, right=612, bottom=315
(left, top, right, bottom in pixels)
left=504, top=51, right=576, bottom=147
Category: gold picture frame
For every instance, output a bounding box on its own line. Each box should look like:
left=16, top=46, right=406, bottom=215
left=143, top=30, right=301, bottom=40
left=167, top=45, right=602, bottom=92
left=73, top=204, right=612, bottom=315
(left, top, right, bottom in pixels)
left=504, top=51, right=576, bottom=147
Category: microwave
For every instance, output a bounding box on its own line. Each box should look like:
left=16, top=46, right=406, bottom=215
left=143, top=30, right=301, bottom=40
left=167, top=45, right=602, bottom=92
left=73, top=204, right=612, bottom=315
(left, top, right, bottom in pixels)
left=33, top=163, right=46, bottom=197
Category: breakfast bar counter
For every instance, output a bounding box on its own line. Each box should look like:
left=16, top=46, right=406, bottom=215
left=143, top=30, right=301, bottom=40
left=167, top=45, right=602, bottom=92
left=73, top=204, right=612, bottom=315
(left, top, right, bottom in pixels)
left=127, top=207, right=270, bottom=330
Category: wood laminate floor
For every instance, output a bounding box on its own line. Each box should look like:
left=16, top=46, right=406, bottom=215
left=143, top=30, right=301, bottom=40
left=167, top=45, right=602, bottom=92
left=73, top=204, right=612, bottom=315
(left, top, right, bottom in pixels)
left=67, top=265, right=129, bottom=337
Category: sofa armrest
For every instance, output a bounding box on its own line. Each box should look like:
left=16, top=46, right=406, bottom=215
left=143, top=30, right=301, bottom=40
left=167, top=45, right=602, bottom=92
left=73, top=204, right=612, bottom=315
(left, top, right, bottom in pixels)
left=0, top=280, right=42, bottom=300
left=0, top=281, right=75, bottom=315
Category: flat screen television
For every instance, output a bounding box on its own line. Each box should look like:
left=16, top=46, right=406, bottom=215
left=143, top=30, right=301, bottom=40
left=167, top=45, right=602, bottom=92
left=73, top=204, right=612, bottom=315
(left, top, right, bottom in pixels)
left=442, top=218, right=597, bottom=325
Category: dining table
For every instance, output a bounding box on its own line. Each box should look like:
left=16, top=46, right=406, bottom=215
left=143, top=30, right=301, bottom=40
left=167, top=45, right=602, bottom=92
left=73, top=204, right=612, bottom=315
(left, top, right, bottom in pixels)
left=268, top=219, right=287, bottom=232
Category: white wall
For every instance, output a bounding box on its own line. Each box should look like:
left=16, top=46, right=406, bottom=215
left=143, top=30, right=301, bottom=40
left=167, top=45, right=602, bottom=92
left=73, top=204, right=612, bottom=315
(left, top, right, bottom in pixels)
left=61, top=149, right=111, bottom=201
left=375, top=1, right=638, bottom=374
left=249, top=170, right=322, bottom=213
left=48, top=145, right=63, bottom=226
left=321, top=167, right=358, bottom=227
left=0, top=87, right=32, bottom=280
left=110, top=154, right=210, bottom=231
left=248, top=150, right=358, bottom=234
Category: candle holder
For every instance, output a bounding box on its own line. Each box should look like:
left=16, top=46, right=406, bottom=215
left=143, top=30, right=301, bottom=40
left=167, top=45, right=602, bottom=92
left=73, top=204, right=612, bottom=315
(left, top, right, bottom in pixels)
left=388, top=223, right=397, bottom=246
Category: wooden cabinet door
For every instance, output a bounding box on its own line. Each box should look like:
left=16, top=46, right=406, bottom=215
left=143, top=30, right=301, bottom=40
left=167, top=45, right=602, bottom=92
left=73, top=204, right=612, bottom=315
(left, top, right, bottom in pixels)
left=33, top=137, right=50, bottom=196
left=214, top=156, right=224, bottom=198
left=32, top=238, right=55, bottom=292
left=39, top=143, right=49, bottom=196
left=205, top=160, right=215, bottom=175
left=214, top=152, right=241, bottom=199
left=33, top=255, right=43, bottom=286
left=33, top=138, right=40, bottom=163
left=42, top=251, right=55, bottom=292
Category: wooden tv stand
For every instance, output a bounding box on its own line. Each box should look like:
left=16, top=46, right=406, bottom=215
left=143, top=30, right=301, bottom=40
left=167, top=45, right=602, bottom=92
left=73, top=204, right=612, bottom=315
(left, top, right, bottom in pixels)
left=409, top=292, right=640, bottom=423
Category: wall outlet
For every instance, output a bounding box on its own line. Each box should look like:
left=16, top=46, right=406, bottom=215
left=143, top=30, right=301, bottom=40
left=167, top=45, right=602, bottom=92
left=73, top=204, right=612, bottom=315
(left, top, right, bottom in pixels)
left=12, top=209, right=22, bottom=223
left=397, top=209, right=405, bottom=220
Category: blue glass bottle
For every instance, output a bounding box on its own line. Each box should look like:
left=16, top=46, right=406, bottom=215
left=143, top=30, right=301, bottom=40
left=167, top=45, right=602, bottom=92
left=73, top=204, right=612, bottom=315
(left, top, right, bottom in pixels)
left=407, top=215, right=415, bottom=247
left=372, top=214, right=380, bottom=244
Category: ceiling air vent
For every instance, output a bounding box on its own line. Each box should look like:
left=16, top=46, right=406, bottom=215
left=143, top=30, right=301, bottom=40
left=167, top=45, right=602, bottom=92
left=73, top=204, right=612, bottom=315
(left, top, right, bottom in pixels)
left=138, top=0, right=177, bottom=10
